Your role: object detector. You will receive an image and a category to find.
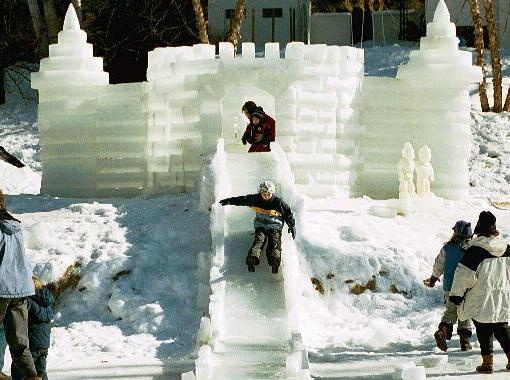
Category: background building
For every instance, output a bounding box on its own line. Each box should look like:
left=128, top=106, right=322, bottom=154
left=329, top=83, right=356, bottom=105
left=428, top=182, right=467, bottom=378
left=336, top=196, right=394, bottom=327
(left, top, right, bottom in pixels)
left=208, top=0, right=311, bottom=49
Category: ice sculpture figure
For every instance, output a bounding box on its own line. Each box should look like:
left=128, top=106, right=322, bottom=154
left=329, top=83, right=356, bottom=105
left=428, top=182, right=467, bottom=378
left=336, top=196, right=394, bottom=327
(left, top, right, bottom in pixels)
left=416, top=145, right=434, bottom=197
left=397, top=142, right=416, bottom=199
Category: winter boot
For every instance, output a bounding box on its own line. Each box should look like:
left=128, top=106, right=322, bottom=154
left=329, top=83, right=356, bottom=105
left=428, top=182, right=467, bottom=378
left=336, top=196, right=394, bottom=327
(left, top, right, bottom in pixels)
left=458, top=328, right=472, bottom=351
left=476, top=355, right=493, bottom=374
left=246, top=256, right=259, bottom=272
left=434, top=322, right=453, bottom=352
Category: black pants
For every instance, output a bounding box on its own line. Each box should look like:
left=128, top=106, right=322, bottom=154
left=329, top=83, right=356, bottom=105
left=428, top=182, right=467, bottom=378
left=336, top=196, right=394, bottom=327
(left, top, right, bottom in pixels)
left=473, top=320, right=510, bottom=355
left=12, top=348, right=48, bottom=380
left=0, top=298, right=37, bottom=378
left=247, top=228, right=282, bottom=268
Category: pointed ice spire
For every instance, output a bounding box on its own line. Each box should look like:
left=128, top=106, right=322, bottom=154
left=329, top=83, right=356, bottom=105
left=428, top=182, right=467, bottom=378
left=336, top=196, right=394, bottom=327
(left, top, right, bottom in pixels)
left=63, top=4, right=81, bottom=31
left=433, top=0, right=450, bottom=24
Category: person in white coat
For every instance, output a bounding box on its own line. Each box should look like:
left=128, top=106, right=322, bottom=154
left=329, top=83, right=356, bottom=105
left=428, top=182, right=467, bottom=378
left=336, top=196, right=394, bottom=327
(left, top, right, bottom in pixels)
left=449, top=211, right=510, bottom=374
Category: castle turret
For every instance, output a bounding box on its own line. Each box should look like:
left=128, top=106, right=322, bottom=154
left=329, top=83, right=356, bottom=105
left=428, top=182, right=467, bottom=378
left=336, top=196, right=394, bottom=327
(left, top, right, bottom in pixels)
left=32, top=4, right=108, bottom=90
left=32, top=4, right=109, bottom=196
left=396, top=0, right=482, bottom=200
left=359, top=0, right=482, bottom=200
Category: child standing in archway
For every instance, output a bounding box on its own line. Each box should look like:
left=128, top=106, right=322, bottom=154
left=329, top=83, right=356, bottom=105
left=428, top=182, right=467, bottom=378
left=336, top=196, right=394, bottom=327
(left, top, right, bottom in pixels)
left=241, top=102, right=275, bottom=153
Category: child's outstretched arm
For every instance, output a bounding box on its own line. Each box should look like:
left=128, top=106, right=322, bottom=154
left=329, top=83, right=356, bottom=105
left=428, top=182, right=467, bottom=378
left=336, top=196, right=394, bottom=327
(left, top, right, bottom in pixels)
left=0, top=146, right=25, bottom=168
left=425, top=248, right=445, bottom=287
left=432, top=247, right=446, bottom=279
left=219, top=194, right=257, bottom=207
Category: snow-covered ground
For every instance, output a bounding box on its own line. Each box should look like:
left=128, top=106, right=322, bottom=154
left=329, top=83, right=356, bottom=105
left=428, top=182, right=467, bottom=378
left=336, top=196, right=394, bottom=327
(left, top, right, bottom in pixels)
left=1, top=45, right=510, bottom=379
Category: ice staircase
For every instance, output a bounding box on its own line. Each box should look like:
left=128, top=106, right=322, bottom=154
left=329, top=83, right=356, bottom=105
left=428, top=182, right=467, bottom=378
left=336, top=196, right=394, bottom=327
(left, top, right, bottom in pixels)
left=191, top=140, right=310, bottom=380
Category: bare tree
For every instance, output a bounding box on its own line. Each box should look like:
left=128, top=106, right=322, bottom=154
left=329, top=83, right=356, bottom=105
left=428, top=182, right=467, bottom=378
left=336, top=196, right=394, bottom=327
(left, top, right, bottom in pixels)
left=26, top=0, right=49, bottom=57
left=192, top=0, right=209, bottom=44
left=0, top=0, right=5, bottom=104
left=482, top=0, right=502, bottom=112
left=505, top=84, right=510, bottom=111
left=227, top=0, right=246, bottom=52
left=468, top=0, right=490, bottom=111
left=42, top=0, right=60, bottom=44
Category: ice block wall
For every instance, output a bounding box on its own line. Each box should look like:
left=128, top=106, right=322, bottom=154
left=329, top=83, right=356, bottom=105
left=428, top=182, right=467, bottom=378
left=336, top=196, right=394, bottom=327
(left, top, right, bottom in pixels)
left=146, top=41, right=363, bottom=198
left=32, top=5, right=148, bottom=197
left=358, top=0, right=481, bottom=200
left=145, top=44, right=216, bottom=194
left=282, top=43, right=363, bottom=198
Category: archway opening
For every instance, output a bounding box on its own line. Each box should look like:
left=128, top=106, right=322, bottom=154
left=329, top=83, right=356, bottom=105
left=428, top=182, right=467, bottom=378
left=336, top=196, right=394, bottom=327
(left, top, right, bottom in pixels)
left=220, top=87, right=276, bottom=153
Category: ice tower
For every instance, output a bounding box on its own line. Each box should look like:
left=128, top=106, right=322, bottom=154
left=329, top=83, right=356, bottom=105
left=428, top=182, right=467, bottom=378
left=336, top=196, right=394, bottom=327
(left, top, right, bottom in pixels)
left=32, top=4, right=149, bottom=197
left=358, top=0, right=481, bottom=200
left=398, top=0, right=481, bottom=200
left=32, top=4, right=109, bottom=196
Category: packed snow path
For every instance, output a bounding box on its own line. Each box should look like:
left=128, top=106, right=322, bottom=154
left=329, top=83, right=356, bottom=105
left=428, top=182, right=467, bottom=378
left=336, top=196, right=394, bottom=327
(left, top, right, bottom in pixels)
left=207, top=151, right=289, bottom=379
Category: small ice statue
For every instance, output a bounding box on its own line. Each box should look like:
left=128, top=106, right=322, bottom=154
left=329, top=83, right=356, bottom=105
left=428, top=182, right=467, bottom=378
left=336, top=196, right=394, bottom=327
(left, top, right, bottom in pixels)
left=416, top=145, right=434, bottom=197
left=397, top=142, right=416, bottom=199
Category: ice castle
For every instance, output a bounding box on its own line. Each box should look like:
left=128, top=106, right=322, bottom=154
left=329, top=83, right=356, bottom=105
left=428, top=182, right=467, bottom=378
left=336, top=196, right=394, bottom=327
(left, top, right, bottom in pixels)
left=32, top=0, right=481, bottom=200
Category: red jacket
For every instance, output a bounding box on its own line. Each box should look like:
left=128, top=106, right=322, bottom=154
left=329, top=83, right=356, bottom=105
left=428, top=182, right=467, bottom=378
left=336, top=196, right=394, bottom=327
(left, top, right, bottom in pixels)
left=242, top=122, right=271, bottom=152
left=263, top=114, right=276, bottom=142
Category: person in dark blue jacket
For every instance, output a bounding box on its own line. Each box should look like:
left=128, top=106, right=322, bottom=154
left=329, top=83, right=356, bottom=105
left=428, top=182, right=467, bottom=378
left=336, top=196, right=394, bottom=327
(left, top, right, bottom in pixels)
left=11, top=277, right=54, bottom=380
left=219, top=180, right=295, bottom=274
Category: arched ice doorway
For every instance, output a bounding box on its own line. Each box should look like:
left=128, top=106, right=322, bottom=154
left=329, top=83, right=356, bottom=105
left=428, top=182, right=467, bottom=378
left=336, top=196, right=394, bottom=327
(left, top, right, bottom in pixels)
left=220, top=87, right=276, bottom=153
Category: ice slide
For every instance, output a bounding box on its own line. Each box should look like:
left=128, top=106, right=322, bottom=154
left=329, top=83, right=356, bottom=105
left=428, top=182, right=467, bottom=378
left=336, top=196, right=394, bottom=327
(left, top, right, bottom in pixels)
left=191, top=140, right=310, bottom=380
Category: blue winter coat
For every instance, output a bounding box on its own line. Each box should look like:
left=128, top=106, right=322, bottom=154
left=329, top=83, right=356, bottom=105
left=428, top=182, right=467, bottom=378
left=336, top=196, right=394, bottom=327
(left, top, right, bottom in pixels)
left=27, top=288, right=54, bottom=349
left=0, top=219, right=35, bottom=298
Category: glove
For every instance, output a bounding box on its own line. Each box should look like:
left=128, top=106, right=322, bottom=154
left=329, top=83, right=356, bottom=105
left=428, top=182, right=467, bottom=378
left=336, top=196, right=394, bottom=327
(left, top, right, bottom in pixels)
left=424, top=276, right=440, bottom=288
left=449, top=295, right=464, bottom=305
left=288, top=225, right=295, bottom=239
left=241, top=136, right=247, bottom=145
left=219, top=199, right=229, bottom=206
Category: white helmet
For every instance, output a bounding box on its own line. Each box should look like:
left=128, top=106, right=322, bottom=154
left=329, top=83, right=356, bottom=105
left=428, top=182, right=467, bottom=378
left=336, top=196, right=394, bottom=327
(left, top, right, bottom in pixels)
left=258, top=180, right=275, bottom=194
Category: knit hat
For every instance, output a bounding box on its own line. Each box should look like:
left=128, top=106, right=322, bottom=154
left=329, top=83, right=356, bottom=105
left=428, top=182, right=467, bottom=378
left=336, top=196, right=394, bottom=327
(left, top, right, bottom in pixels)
left=474, top=211, right=496, bottom=235
left=452, top=220, right=472, bottom=238
left=259, top=180, right=275, bottom=194
left=251, top=108, right=264, bottom=121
